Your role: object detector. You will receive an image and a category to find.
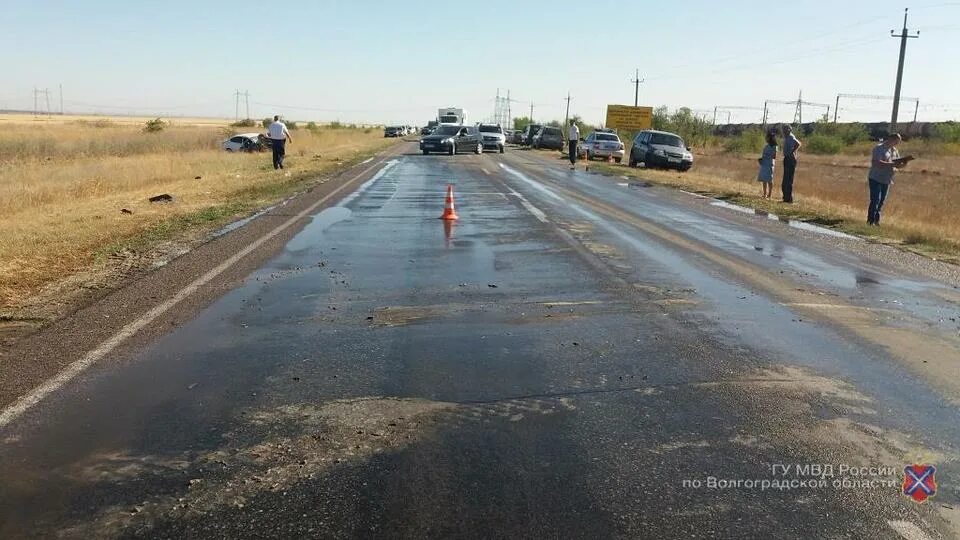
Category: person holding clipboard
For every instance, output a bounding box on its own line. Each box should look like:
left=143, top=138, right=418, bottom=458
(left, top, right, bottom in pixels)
left=867, top=132, right=914, bottom=226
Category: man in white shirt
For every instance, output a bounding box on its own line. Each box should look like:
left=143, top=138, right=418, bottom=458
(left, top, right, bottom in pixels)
left=567, top=119, right=580, bottom=169
left=267, top=115, right=292, bottom=170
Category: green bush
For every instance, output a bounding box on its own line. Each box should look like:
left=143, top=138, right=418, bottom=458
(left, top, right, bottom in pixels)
left=285, top=120, right=298, bottom=130
left=306, top=121, right=319, bottom=131
left=932, top=122, right=960, bottom=143
left=328, top=120, right=344, bottom=129
left=142, top=118, right=166, bottom=133
left=230, top=118, right=257, bottom=128
left=723, top=129, right=765, bottom=154
left=261, top=118, right=272, bottom=129
left=805, top=134, right=844, bottom=154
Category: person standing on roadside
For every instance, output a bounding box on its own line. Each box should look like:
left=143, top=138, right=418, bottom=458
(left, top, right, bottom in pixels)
left=867, top=133, right=911, bottom=226
left=757, top=130, right=777, bottom=199
left=781, top=124, right=801, bottom=203
left=268, top=115, right=292, bottom=170
left=567, top=119, right=580, bottom=169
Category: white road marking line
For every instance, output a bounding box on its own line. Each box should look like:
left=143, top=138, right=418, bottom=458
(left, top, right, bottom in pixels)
left=481, top=168, right=491, bottom=175
left=0, top=156, right=398, bottom=430
left=888, top=520, right=933, bottom=540
left=360, top=157, right=374, bottom=165
left=679, top=189, right=709, bottom=199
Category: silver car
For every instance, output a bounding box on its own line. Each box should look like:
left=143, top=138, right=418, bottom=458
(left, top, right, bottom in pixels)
left=578, top=131, right=625, bottom=162
left=478, top=123, right=506, bottom=153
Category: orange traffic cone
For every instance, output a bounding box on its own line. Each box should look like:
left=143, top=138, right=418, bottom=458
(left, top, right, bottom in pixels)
left=439, top=184, right=459, bottom=220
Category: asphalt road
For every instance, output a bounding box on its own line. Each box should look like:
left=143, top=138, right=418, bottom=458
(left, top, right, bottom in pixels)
left=1, top=143, right=959, bottom=539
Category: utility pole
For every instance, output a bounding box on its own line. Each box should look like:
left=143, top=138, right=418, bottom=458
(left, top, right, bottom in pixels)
left=59, top=84, right=63, bottom=115
left=793, top=90, right=803, bottom=125
left=890, top=7, right=919, bottom=132
left=563, top=92, right=571, bottom=129
left=530, top=102, right=534, bottom=124
left=762, top=101, right=769, bottom=128
left=244, top=90, right=250, bottom=120
left=712, top=106, right=717, bottom=125
left=506, top=89, right=511, bottom=127
left=33, top=87, right=38, bottom=116
left=834, top=95, right=840, bottom=122
left=631, top=69, right=644, bottom=107
left=234, top=89, right=240, bottom=121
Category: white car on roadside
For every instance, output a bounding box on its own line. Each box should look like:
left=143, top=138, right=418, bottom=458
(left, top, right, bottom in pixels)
left=222, top=132, right=266, bottom=152
left=578, top=131, right=625, bottom=162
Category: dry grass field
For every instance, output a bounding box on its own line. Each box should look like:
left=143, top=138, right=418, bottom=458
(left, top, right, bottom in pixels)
left=0, top=115, right=394, bottom=313
left=592, top=143, right=960, bottom=260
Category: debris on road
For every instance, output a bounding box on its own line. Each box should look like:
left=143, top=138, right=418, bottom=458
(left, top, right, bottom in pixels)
left=148, top=194, right=174, bottom=203
left=120, top=208, right=133, bottom=214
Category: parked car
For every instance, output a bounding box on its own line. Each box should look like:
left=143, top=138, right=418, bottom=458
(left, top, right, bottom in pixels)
left=532, top=126, right=564, bottom=151
left=628, top=130, right=694, bottom=171
left=509, top=129, right=525, bottom=144
left=384, top=126, right=404, bottom=137
left=521, top=124, right=542, bottom=146
left=222, top=133, right=267, bottom=152
left=578, top=131, right=625, bottom=162
left=419, top=124, right=483, bottom=155
left=478, top=123, right=506, bottom=153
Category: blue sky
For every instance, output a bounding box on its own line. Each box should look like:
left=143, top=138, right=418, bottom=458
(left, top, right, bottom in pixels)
left=1, top=0, right=958, bottom=124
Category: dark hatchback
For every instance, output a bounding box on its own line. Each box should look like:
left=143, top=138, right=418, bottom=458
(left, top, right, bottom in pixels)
left=533, top=126, right=564, bottom=151
left=419, top=125, right=483, bottom=155
left=629, top=130, right=694, bottom=171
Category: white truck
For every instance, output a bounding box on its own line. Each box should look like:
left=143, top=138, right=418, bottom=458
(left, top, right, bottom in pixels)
left=437, top=107, right=467, bottom=126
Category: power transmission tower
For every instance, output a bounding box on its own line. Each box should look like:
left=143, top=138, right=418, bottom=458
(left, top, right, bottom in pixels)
left=492, top=89, right=512, bottom=126
left=234, top=89, right=240, bottom=121
left=631, top=69, right=644, bottom=107
left=59, top=84, right=63, bottom=115
left=33, top=88, right=52, bottom=116
left=890, top=8, right=919, bottom=131
left=834, top=93, right=919, bottom=123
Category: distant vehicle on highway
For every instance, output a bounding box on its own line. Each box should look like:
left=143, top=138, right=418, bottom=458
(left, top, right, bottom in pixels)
left=437, top=107, right=467, bottom=125
left=578, top=131, right=625, bottom=163
left=419, top=124, right=483, bottom=155
left=629, top=130, right=694, bottom=171
left=532, top=126, right=564, bottom=151
left=478, top=123, right=506, bottom=153
left=222, top=133, right=267, bottom=152
left=421, top=126, right=434, bottom=135
left=384, top=126, right=404, bottom=137
left=520, top=124, right=542, bottom=146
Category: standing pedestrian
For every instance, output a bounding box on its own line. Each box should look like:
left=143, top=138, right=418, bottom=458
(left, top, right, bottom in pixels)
left=757, top=130, right=777, bottom=199
left=867, top=133, right=912, bottom=226
left=781, top=124, right=802, bottom=203
left=567, top=119, right=580, bottom=169
left=267, top=115, right=292, bottom=170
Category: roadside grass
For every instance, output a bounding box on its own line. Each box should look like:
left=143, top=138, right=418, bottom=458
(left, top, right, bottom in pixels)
left=587, top=146, right=960, bottom=262
left=0, top=117, right=394, bottom=312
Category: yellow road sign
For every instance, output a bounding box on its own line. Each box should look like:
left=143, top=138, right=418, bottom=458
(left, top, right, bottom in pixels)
left=605, top=105, right=653, bottom=131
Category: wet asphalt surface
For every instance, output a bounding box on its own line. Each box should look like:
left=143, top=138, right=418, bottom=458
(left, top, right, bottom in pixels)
left=1, top=144, right=959, bottom=539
